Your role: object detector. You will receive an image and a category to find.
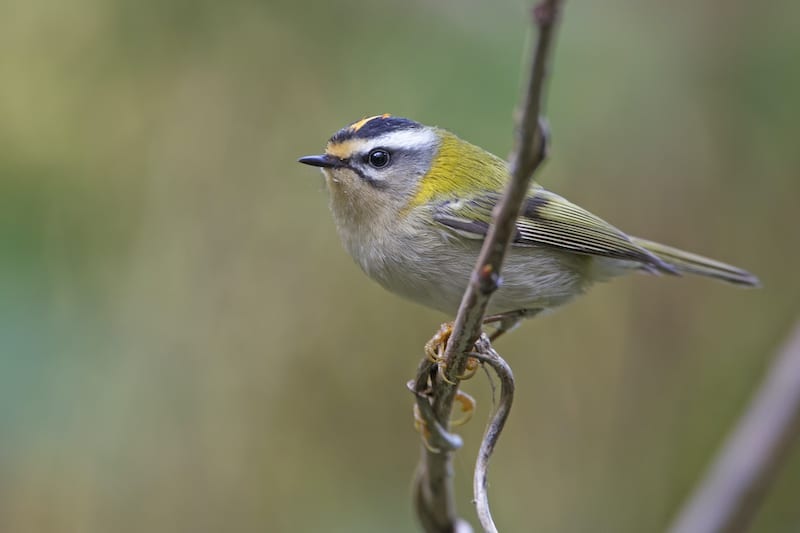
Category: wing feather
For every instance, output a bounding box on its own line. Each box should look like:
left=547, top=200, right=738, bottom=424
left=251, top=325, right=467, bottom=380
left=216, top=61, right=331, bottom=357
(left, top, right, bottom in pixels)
left=432, top=188, right=677, bottom=274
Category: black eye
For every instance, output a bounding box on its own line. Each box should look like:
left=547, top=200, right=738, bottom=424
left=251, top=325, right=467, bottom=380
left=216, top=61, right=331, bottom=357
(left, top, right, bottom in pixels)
left=367, top=149, right=391, bottom=168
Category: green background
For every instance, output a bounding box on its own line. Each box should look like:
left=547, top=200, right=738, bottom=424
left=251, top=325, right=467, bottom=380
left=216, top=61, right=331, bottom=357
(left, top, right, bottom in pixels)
left=1, top=0, right=799, bottom=531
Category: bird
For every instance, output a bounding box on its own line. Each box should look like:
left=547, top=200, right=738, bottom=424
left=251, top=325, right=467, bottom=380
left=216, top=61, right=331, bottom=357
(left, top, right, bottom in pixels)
left=299, top=114, right=759, bottom=338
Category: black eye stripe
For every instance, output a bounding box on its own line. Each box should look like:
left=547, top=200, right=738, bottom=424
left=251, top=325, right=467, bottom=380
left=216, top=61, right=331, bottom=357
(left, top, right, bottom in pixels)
left=345, top=163, right=389, bottom=190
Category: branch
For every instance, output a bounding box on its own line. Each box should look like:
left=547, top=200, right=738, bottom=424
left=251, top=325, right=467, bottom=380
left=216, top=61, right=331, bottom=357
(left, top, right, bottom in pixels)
left=437, top=0, right=560, bottom=393
left=668, top=320, right=800, bottom=533
left=412, top=1, right=564, bottom=531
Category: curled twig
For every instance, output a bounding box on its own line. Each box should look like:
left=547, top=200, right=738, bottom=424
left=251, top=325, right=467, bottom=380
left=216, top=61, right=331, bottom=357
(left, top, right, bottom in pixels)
left=469, top=336, right=516, bottom=533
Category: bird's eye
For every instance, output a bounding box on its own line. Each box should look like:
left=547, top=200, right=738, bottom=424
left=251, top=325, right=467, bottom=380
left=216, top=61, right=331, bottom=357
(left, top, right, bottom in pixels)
left=367, top=149, right=391, bottom=168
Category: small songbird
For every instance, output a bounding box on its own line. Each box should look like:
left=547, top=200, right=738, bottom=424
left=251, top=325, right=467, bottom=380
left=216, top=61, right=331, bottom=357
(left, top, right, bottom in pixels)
left=299, top=114, right=759, bottom=333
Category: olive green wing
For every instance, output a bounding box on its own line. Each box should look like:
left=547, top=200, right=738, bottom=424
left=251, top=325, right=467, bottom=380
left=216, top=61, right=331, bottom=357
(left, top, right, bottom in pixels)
left=432, top=188, right=678, bottom=274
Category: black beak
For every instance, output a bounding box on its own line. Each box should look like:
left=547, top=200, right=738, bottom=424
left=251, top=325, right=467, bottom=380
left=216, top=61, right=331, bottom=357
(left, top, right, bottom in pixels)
left=298, top=154, right=339, bottom=168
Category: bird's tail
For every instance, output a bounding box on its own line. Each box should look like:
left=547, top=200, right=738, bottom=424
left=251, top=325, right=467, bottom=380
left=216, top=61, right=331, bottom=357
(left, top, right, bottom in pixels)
left=631, top=236, right=761, bottom=287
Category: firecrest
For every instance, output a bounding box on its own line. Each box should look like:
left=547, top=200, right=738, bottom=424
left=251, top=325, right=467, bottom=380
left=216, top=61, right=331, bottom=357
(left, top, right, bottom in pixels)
left=299, top=114, right=758, bottom=329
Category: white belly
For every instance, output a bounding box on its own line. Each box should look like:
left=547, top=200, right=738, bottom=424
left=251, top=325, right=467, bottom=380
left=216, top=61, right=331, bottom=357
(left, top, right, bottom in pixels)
left=347, top=224, right=599, bottom=316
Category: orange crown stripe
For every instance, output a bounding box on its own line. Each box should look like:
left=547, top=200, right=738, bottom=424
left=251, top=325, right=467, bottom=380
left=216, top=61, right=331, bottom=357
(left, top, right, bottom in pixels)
left=349, top=114, right=392, bottom=133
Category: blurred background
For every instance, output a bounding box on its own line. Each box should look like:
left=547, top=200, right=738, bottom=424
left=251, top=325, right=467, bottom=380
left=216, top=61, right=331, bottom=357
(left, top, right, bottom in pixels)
left=1, top=0, right=799, bottom=531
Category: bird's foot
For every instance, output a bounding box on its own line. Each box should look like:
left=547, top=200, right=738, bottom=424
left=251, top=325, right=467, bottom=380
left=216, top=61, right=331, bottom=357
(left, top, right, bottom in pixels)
left=425, top=322, right=481, bottom=383
left=413, top=389, right=476, bottom=452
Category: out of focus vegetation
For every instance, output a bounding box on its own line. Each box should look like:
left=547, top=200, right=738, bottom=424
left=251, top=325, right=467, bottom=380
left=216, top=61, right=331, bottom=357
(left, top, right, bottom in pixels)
left=1, top=0, right=798, bottom=531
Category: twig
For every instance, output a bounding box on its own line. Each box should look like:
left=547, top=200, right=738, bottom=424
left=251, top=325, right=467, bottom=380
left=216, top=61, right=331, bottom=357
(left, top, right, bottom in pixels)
left=437, top=0, right=560, bottom=391
left=411, top=362, right=463, bottom=531
left=411, top=1, right=564, bottom=531
left=668, top=320, right=800, bottom=533
left=469, top=337, right=516, bottom=533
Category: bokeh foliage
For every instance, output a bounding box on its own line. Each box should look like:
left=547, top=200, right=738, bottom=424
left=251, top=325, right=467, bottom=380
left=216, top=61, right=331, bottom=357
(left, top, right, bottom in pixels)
left=1, top=0, right=799, bottom=531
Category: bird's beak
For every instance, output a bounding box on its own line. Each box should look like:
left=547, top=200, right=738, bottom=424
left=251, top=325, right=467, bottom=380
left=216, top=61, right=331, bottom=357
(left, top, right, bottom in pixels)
left=298, top=154, right=339, bottom=168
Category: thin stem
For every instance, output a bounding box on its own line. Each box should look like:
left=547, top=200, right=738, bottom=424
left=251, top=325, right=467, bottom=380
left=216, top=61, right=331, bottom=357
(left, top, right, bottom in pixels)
left=669, top=320, right=800, bottom=533
left=469, top=338, right=516, bottom=533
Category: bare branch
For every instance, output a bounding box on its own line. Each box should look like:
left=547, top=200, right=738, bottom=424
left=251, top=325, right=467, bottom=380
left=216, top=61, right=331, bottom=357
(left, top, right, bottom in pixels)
left=411, top=1, right=565, bottom=531
left=438, top=0, right=561, bottom=394
left=669, top=320, right=800, bottom=533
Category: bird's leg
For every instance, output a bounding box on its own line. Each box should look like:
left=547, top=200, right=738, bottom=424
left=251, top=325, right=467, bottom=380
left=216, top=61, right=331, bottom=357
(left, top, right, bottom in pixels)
left=483, top=308, right=541, bottom=341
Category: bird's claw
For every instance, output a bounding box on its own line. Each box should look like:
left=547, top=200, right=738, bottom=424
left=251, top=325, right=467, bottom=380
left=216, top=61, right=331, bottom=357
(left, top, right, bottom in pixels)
left=425, top=322, right=481, bottom=383
left=450, top=389, right=476, bottom=427
left=413, top=389, right=475, bottom=451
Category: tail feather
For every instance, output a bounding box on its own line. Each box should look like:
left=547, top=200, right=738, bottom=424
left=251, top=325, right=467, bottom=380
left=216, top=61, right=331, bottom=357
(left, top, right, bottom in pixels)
left=631, top=237, right=761, bottom=287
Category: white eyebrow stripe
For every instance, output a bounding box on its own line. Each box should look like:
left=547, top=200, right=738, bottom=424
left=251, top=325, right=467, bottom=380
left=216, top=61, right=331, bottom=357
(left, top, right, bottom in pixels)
left=361, top=128, right=438, bottom=153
